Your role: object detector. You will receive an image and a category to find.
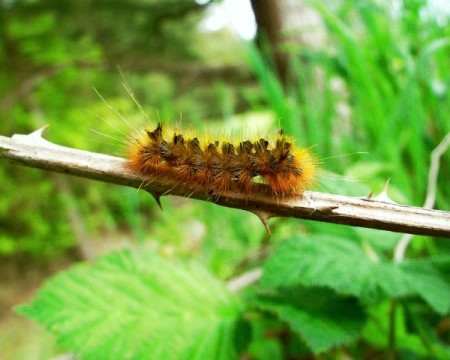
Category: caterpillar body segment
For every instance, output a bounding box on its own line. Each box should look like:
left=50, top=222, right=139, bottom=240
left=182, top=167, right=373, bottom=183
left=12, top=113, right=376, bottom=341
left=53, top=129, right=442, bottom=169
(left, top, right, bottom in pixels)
left=127, top=124, right=317, bottom=198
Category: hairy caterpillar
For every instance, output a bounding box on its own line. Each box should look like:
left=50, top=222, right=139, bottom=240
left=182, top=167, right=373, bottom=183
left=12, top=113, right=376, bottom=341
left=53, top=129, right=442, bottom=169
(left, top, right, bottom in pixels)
left=126, top=123, right=317, bottom=198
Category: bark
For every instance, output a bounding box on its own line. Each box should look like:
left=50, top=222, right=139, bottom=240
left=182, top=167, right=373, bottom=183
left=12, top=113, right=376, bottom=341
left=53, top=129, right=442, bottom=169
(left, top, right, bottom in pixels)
left=250, top=0, right=325, bottom=85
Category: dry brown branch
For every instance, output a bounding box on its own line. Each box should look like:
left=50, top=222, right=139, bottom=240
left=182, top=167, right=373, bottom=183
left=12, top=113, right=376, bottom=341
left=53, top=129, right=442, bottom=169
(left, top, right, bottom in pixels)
left=393, top=132, right=450, bottom=261
left=1, top=127, right=449, bottom=238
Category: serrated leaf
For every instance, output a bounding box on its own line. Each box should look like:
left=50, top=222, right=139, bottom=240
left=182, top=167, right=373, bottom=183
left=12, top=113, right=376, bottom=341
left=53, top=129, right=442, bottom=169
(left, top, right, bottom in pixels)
left=261, top=235, right=381, bottom=300
left=16, top=250, right=243, bottom=360
left=256, top=287, right=365, bottom=354
left=261, top=235, right=450, bottom=314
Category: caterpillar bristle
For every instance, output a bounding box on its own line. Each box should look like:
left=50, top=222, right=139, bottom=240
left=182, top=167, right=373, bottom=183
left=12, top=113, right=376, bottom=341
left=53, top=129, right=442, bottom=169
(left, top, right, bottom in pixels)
left=126, top=123, right=317, bottom=198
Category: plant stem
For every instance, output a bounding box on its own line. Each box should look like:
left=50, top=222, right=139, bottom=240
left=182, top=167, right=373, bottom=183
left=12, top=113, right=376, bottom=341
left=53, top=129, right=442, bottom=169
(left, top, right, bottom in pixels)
left=388, top=299, right=397, bottom=360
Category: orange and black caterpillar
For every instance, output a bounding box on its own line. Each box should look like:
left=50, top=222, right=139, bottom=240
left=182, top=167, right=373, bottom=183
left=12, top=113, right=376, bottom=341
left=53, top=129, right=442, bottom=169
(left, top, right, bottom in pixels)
left=126, top=123, right=317, bottom=197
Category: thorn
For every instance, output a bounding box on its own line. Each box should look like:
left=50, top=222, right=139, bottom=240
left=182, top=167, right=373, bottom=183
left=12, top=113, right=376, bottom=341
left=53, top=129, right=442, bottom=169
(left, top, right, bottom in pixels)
left=373, top=179, right=397, bottom=204
left=251, top=210, right=272, bottom=236
left=315, top=205, right=339, bottom=215
left=308, top=204, right=339, bottom=216
left=29, top=125, right=50, bottom=138
left=365, top=190, right=374, bottom=199
left=149, top=192, right=163, bottom=210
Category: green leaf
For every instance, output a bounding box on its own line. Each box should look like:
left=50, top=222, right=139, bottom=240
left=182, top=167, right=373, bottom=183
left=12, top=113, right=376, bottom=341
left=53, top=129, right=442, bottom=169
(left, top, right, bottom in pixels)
left=16, top=250, right=243, bottom=360
left=400, top=261, right=450, bottom=315
left=261, top=235, right=450, bottom=314
left=256, top=287, right=365, bottom=354
left=362, top=301, right=430, bottom=356
left=261, top=234, right=381, bottom=300
left=429, top=254, right=450, bottom=283
left=248, top=339, right=284, bottom=360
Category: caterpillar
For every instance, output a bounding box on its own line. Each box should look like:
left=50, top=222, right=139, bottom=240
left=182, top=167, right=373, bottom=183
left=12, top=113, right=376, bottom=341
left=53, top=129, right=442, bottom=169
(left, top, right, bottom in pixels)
left=126, top=123, right=317, bottom=198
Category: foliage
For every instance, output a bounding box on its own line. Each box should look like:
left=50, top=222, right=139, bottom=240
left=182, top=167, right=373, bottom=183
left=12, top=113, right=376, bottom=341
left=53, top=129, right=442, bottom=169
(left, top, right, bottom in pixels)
left=255, top=286, right=366, bottom=355
left=16, top=235, right=450, bottom=358
left=249, top=0, right=450, bottom=207
left=262, top=235, right=450, bottom=314
left=17, top=249, right=245, bottom=360
left=0, top=0, right=248, bottom=257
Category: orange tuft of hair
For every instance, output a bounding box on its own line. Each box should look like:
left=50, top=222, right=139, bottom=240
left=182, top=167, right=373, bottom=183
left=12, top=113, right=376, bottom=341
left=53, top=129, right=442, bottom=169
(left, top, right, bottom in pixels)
left=126, top=123, right=317, bottom=198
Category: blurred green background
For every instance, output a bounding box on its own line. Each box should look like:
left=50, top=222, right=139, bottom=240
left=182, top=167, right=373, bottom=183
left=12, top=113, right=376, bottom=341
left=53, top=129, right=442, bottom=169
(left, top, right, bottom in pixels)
left=1, top=0, right=449, bottom=359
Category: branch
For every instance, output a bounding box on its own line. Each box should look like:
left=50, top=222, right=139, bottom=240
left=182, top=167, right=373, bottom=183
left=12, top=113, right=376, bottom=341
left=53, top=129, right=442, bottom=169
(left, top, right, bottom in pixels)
left=1, top=127, right=449, bottom=238
left=393, top=132, right=450, bottom=261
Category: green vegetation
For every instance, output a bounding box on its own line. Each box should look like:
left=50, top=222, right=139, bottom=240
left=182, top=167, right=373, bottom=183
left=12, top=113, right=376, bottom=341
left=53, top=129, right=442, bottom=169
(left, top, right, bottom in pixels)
left=1, top=0, right=449, bottom=359
left=18, top=250, right=244, bottom=360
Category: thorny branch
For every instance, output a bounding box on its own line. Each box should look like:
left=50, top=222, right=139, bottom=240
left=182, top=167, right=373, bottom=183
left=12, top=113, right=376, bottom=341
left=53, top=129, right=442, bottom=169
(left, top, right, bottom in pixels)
left=1, top=127, right=449, bottom=240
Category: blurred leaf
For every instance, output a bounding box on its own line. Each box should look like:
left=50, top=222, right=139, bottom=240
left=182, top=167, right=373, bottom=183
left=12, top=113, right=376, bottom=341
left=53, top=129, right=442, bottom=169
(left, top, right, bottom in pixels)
left=429, top=254, right=450, bottom=282
left=256, top=287, right=365, bottom=354
left=248, top=338, right=284, bottom=360
left=400, top=260, right=450, bottom=315
left=363, top=301, right=429, bottom=356
left=246, top=317, right=290, bottom=360
left=16, top=250, right=244, bottom=360
left=261, top=235, right=450, bottom=314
